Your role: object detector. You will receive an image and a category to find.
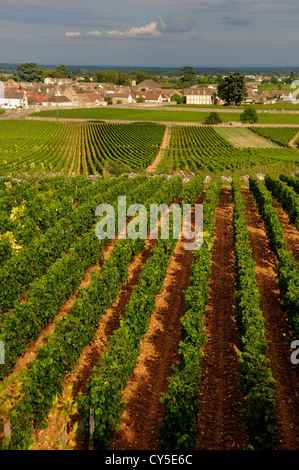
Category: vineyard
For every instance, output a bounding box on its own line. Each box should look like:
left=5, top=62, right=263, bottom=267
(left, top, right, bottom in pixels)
left=0, top=116, right=298, bottom=452
left=1, top=121, right=299, bottom=178
left=0, top=121, right=165, bottom=176
left=155, top=125, right=299, bottom=174
left=0, top=169, right=298, bottom=451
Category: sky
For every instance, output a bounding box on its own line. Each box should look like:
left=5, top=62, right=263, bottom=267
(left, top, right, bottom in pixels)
left=0, top=0, right=298, bottom=67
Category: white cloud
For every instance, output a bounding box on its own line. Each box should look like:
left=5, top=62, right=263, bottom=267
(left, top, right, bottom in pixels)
left=106, top=29, right=124, bottom=37
left=85, top=30, right=102, bottom=36
left=106, top=20, right=163, bottom=38
left=65, top=31, right=82, bottom=37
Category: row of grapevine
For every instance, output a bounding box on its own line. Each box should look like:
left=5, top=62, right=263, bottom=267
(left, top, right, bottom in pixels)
left=231, top=177, right=278, bottom=450
left=280, top=174, right=299, bottom=194
left=158, top=176, right=222, bottom=450
left=249, top=176, right=299, bottom=338
left=264, top=175, right=299, bottom=230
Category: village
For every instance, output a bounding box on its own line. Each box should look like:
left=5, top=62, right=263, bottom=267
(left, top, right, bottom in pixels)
left=0, top=73, right=295, bottom=111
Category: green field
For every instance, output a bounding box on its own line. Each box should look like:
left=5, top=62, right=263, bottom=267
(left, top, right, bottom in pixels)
left=214, top=128, right=280, bottom=148
left=169, top=102, right=299, bottom=110
left=30, top=107, right=299, bottom=124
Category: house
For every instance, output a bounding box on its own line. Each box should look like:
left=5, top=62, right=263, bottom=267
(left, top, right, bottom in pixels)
left=137, top=91, right=163, bottom=103
left=4, top=79, right=18, bottom=88
left=44, top=77, right=74, bottom=86
left=0, top=91, right=28, bottom=109
left=271, top=90, right=292, bottom=101
left=134, top=79, right=161, bottom=91
left=185, top=87, right=215, bottom=105
left=82, top=92, right=107, bottom=106
left=112, top=91, right=134, bottom=104
left=27, top=96, right=41, bottom=108
left=41, top=95, right=72, bottom=107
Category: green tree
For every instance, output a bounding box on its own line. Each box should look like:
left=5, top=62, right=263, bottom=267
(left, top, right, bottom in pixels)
left=17, top=63, right=44, bottom=82
left=285, top=71, right=296, bottom=85
left=135, top=72, right=159, bottom=84
left=240, top=106, right=258, bottom=124
left=56, top=65, right=73, bottom=79
left=217, top=72, right=247, bottom=105
left=170, top=93, right=184, bottom=104
left=204, top=112, right=222, bottom=124
left=180, top=66, right=197, bottom=86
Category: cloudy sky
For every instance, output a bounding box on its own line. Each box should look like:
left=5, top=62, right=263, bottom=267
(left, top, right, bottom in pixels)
left=0, top=0, right=298, bottom=67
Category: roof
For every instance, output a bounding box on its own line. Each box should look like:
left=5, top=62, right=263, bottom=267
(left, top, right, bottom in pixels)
left=185, top=87, right=214, bottom=96
left=43, top=95, right=72, bottom=103
left=136, top=79, right=160, bottom=90
left=2, top=91, right=25, bottom=99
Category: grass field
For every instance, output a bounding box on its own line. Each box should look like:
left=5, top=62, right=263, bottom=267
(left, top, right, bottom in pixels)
left=214, top=127, right=281, bottom=148
left=169, top=102, right=299, bottom=110
left=30, top=107, right=299, bottom=124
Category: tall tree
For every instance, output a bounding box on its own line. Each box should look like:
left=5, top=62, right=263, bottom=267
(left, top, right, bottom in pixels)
left=56, top=65, right=73, bottom=79
left=180, top=66, right=197, bottom=86
left=17, top=63, right=44, bottom=83
left=217, top=72, right=247, bottom=105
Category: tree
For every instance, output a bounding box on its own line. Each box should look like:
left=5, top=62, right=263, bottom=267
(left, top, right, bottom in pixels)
left=56, top=65, right=73, bottom=79
left=135, top=72, right=159, bottom=84
left=285, top=71, right=295, bottom=85
left=170, top=93, right=184, bottom=104
left=217, top=72, right=247, bottom=106
left=240, top=106, right=258, bottom=124
left=204, top=112, right=222, bottom=125
left=180, top=66, right=197, bottom=87
left=17, top=63, right=44, bottom=82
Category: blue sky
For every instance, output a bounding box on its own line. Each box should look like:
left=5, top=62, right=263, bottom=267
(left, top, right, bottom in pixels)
left=0, top=0, right=298, bottom=67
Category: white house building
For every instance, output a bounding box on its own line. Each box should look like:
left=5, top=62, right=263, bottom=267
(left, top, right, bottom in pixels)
left=185, top=88, right=215, bottom=105
left=41, top=95, right=72, bottom=107
left=0, top=91, right=28, bottom=109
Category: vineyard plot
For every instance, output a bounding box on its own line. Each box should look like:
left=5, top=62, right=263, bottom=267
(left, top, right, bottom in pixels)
left=0, top=121, right=166, bottom=176
left=0, top=173, right=299, bottom=451
left=159, top=125, right=299, bottom=174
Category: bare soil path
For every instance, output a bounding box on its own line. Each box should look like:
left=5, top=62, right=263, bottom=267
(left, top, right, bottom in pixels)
left=289, top=130, right=299, bottom=150
left=194, top=186, right=248, bottom=450
left=146, top=126, right=171, bottom=174
left=242, top=188, right=299, bottom=450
